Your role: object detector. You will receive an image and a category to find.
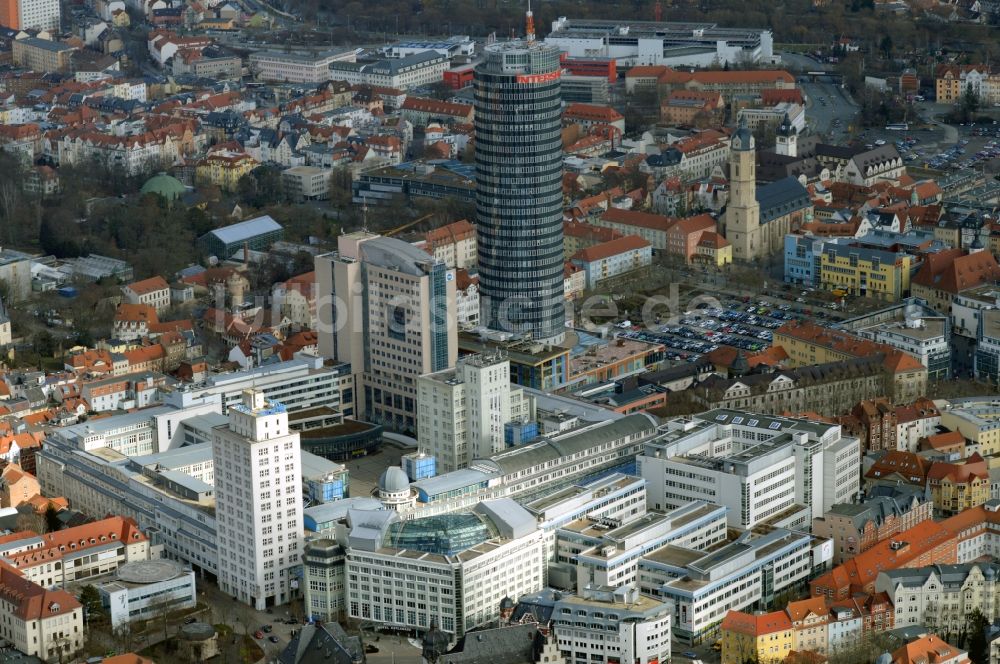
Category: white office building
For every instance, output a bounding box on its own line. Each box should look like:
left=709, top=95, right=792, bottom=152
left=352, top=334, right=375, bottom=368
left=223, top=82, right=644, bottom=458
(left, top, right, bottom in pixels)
left=166, top=354, right=347, bottom=417
left=213, top=390, right=304, bottom=610
left=328, top=52, right=450, bottom=90
left=639, top=527, right=831, bottom=644
left=407, top=413, right=657, bottom=515
left=557, top=501, right=728, bottom=593
left=47, top=393, right=223, bottom=456
left=248, top=48, right=357, bottom=83
left=545, top=17, right=776, bottom=68
left=36, top=440, right=221, bottom=578
left=637, top=409, right=860, bottom=531
left=98, top=559, right=197, bottom=628
left=15, top=0, right=61, bottom=31
left=416, top=352, right=534, bottom=472
left=511, top=586, right=673, bottom=664
left=344, top=498, right=546, bottom=637
left=316, top=231, right=457, bottom=433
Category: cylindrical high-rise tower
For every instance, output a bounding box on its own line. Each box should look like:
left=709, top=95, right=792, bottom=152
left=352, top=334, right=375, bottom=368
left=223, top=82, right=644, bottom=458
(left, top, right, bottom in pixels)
left=474, top=39, right=565, bottom=344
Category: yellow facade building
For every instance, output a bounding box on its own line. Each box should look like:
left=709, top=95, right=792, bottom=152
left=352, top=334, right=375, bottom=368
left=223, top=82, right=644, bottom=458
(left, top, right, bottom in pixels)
left=818, top=244, right=911, bottom=301
left=196, top=151, right=258, bottom=191
left=940, top=402, right=1000, bottom=457
left=927, top=453, right=990, bottom=516
left=694, top=231, right=733, bottom=266
left=720, top=610, right=795, bottom=664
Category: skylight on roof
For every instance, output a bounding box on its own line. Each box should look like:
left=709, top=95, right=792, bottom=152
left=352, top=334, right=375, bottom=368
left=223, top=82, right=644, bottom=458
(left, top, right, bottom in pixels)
left=769, top=421, right=782, bottom=430
left=748, top=419, right=759, bottom=427
left=732, top=416, right=744, bottom=424
left=716, top=414, right=728, bottom=421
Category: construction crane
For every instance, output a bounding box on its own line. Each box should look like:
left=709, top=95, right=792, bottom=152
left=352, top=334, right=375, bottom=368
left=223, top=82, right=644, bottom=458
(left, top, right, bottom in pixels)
left=383, top=212, right=437, bottom=237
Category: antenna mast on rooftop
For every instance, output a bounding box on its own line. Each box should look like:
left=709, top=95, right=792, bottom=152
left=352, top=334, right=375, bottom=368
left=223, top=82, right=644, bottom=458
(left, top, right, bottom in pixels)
left=525, top=0, right=536, bottom=43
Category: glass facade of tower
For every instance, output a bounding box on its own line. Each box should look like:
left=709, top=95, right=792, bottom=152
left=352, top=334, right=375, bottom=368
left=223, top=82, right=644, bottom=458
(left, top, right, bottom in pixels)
left=474, top=41, right=565, bottom=343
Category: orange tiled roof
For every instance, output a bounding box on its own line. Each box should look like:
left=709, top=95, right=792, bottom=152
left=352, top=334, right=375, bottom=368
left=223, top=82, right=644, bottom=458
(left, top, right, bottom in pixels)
left=601, top=208, right=674, bottom=231
left=563, top=221, right=623, bottom=243
left=114, top=303, right=158, bottom=324
left=926, top=452, right=988, bottom=484
left=0, top=563, right=81, bottom=621
left=572, top=235, right=650, bottom=263
left=922, top=430, right=964, bottom=450
left=670, top=212, right=716, bottom=236
left=892, top=634, right=968, bottom=664
left=563, top=103, right=625, bottom=123
left=426, top=219, right=475, bottom=247
left=125, top=276, right=169, bottom=296
left=624, top=65, right=669, bottom=78
left=786, top=597, right=828, bottom=622
left=911, top=249, right=1000, bottom=294
left=865, top=450, right=932, bottom=484
left=720, top=609, right=792, bottom=636
left=811, top=519, right=952, bottom=596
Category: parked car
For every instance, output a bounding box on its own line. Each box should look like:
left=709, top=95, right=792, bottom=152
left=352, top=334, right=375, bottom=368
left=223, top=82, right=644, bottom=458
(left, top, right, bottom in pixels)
left=268, top=636, right=280, bottom=644
left=254, top=630, right=264, bottom=639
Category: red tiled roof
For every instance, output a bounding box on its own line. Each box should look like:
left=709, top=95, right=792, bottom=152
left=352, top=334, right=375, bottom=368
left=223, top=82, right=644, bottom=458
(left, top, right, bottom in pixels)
left=563, top=221, right=623, bottom=243
left=926, top=452, right=988, bottom=484
left=114, top=303, right=158, bottom=324
left=670, top=213, right=716, bottom=236
left=697, top=230, right=730, bottom=249
left=761, top=88, right=804, bottom=105
left=563, top=103, right=624, bottom=123
left=688, top=69, right=795, bottom=84
left=624, top=65, right=669, bottom=78
left=786, top=597, right=828, bottom=623
left=812, top=518, right=955, bottom=598
left=922, top=430, right=964, bottom=450
left=601, top=208, right=673, bottom=231
left=400, top=96, right=472, bottom=117
left=720, top=609, right=792, bottom=636
left=865, top=451, right=932, bottom=484
left=426, top=219, right=475, bottom=247
left=572, top=235, right=650, bottom=262
left=0, top=563, right=81, bottom=621
left=911, top=249, right=1000, bottom=294
left=125, top=276, right=169, bottom=296
left=892, top=635, right=968, bottom=664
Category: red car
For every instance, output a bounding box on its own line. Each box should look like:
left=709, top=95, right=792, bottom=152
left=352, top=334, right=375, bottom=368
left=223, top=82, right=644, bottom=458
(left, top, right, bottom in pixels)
left=254, top=630, right=264, bottom=639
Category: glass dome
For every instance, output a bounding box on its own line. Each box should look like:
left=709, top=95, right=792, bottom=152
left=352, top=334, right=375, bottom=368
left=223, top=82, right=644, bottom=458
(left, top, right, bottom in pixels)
left=383, top=513, right=497, bottom=556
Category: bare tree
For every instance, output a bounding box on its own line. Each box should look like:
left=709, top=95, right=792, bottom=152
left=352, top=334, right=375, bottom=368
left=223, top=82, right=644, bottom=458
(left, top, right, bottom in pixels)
left=233, top=602, right=259, bottom=664
left=16, top=508, right=47, bottom=534
left=111, top=623, right=137, bottom=655
left=0, top=179, right=19, bottom=244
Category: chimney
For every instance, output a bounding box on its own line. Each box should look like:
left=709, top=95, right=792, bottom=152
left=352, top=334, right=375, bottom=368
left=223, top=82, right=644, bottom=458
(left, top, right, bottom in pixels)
left=243, top=240, right=250, bottom=263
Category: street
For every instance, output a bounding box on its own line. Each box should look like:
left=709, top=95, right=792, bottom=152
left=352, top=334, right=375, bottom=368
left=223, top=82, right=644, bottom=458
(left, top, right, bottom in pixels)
left=801, top=81, right=858, bottom=137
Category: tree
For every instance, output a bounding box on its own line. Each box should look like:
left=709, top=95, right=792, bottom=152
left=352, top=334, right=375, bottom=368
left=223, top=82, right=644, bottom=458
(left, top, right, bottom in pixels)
left=328, top=167, right=354, bottom=208
left=238, top=165, right=287, bottom=208
left=45, top=505, right=62, bottom=533
left=110, top=623, right=137, bottom=655
left=78, top=585, right=106, bottom=625
left=15, top=508, right=46, bottom=534
left=962, top=82, right=981, bottom=119
left=879, top=34, right=894, bottom=59
left=967, top=608, right=989, bottom=664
